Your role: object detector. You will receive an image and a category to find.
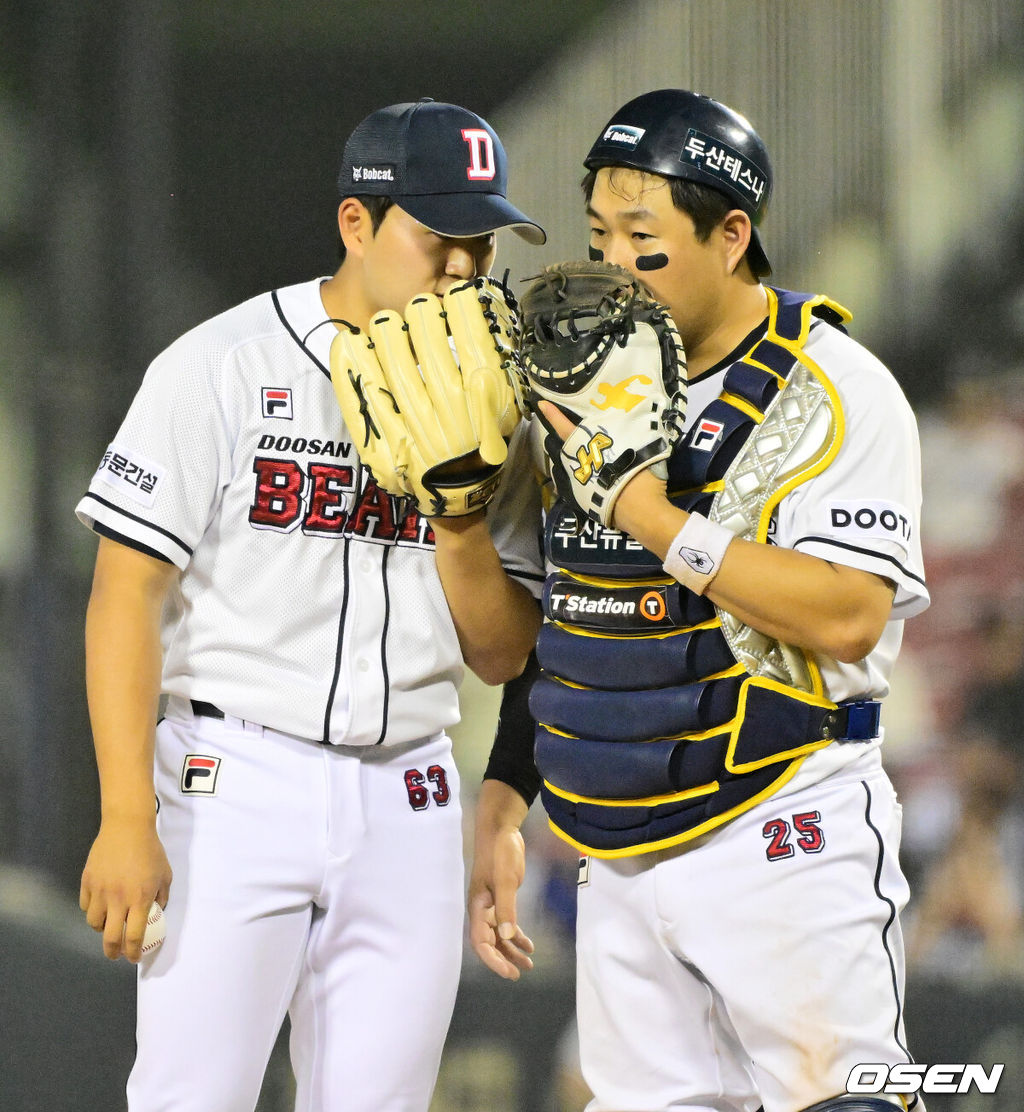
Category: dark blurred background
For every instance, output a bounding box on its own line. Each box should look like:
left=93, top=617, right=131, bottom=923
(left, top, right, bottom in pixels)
left=2, top=1, right=1024, bottom=1109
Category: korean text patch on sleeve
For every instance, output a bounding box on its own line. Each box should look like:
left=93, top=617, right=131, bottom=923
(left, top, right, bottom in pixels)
left=95, top=443, right=166, bottom=507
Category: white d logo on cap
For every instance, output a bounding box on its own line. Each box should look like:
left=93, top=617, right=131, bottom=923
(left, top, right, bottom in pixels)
left=461, top=128, right=496, bottom=181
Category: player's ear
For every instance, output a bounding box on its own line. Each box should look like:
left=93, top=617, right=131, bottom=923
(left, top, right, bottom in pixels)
left=338, top=198, right=370, bottom=260
left=720, top=209, right=753, bottom=276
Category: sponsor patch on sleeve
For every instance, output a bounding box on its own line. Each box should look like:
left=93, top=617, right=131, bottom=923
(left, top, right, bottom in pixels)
left=826, top=499, right=913, bottom=549
left=261, top=387, right=293, bottom=419
left=95, top=443, right=165, bottom=507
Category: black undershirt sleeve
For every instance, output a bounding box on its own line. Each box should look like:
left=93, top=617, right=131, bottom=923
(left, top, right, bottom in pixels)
left=483, top=649, right=542, bottom=807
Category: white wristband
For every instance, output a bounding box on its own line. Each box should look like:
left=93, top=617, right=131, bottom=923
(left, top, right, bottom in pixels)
left=663, top=513, right=733, bottom=595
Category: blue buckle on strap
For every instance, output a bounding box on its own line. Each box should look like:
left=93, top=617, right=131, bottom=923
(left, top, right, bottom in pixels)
left=822, top=699, right=881, bottom=742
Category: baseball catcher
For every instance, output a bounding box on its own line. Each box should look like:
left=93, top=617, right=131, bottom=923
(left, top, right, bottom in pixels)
left=472, top=88, right=932, bottom=1112
left=331, top=275, right=525, bottom=517
left=519, top=259, right=687, bottom=526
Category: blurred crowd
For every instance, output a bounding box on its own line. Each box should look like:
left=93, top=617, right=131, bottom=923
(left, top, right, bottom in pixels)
left=890, top=374, right=1024, bottom=981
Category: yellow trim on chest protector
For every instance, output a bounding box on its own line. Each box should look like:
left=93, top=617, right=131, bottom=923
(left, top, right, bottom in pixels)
left=548, top=754, right=813, bottom=861
left=544, top=676, right=835, bottom=806
left=537, top=288, right=856, bottom=859
left=709, top=289, right=848, bottom=696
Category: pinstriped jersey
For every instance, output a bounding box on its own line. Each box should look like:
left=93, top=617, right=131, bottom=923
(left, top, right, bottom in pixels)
left=76, top=278, right=545, bottom=746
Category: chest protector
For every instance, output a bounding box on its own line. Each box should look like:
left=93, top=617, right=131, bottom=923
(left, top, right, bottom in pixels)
left=533, top=288, right=872, bottom=858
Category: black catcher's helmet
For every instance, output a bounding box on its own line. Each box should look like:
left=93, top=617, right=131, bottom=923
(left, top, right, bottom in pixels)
left=585, top=89, right=773, bottom=277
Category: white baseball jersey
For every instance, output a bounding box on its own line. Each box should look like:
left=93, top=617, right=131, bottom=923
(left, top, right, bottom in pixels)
left=79, top=277, right=544, bottom=1111
left=531, top=310, right=929, bottom=810
left=76, top=277, right=545, bottom=745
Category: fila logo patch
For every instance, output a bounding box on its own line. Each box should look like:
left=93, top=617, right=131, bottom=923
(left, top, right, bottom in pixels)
left=262, top=387, right=293, bottom=420
left=577, top=856, right=591, bottom=888
left=181, top=755, right=221, bottom=795
left=691, top=418, right=725, bottom=451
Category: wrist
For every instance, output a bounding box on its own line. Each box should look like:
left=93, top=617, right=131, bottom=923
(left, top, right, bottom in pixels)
left=663, top=513, right=733, bottom=594
left=100, top=797, right=159, bottom=826
left=609, top=468, right=669, bottom=538
left=428, top=509, right=489, bottom=539
left=475, top=779, right=529, bottom=832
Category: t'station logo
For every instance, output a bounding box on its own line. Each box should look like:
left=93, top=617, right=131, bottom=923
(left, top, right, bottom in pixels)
left=180, top=754, right=221, bottom=795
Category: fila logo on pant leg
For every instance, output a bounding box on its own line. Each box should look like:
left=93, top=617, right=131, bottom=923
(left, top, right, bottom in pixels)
left=577, top=856, right=591, bottom=887
left=181, top=755, right=221, bottom=795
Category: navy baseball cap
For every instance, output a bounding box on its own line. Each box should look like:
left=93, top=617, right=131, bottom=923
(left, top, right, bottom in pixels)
left=339, top=99, right=546, bottom=245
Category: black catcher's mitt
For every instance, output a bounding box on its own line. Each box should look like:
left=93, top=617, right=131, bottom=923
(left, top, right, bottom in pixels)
left=519, top=260, right=687, bottom=526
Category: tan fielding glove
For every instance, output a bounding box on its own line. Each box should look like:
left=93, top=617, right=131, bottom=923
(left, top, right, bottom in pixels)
left=331, top=276, right=524, bottom=516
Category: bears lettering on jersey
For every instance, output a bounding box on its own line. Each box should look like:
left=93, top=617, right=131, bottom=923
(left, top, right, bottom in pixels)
left=248, top=456, right=434, bottom=546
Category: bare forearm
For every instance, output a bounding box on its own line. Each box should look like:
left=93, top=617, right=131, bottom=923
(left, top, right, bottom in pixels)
left=81, top=538, right=177, bottom=959
left=476, top=777, right=531, bottom=835
left=85, top=540, right=176, bottom=820
left=613, top=471, right=893, bottom=662
left=432, top=512, right=542, bottom=684
left=86, top=609, right=162, bottom=820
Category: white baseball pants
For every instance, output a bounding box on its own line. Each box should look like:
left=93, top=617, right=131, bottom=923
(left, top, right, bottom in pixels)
left=576, top=752, right=913, bottom=1112
left=128, top=700, right=464, bottom=1112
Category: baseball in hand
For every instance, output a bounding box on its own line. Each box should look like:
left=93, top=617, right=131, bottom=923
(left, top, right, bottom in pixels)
left=141, top=901, right=166, bottom=957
